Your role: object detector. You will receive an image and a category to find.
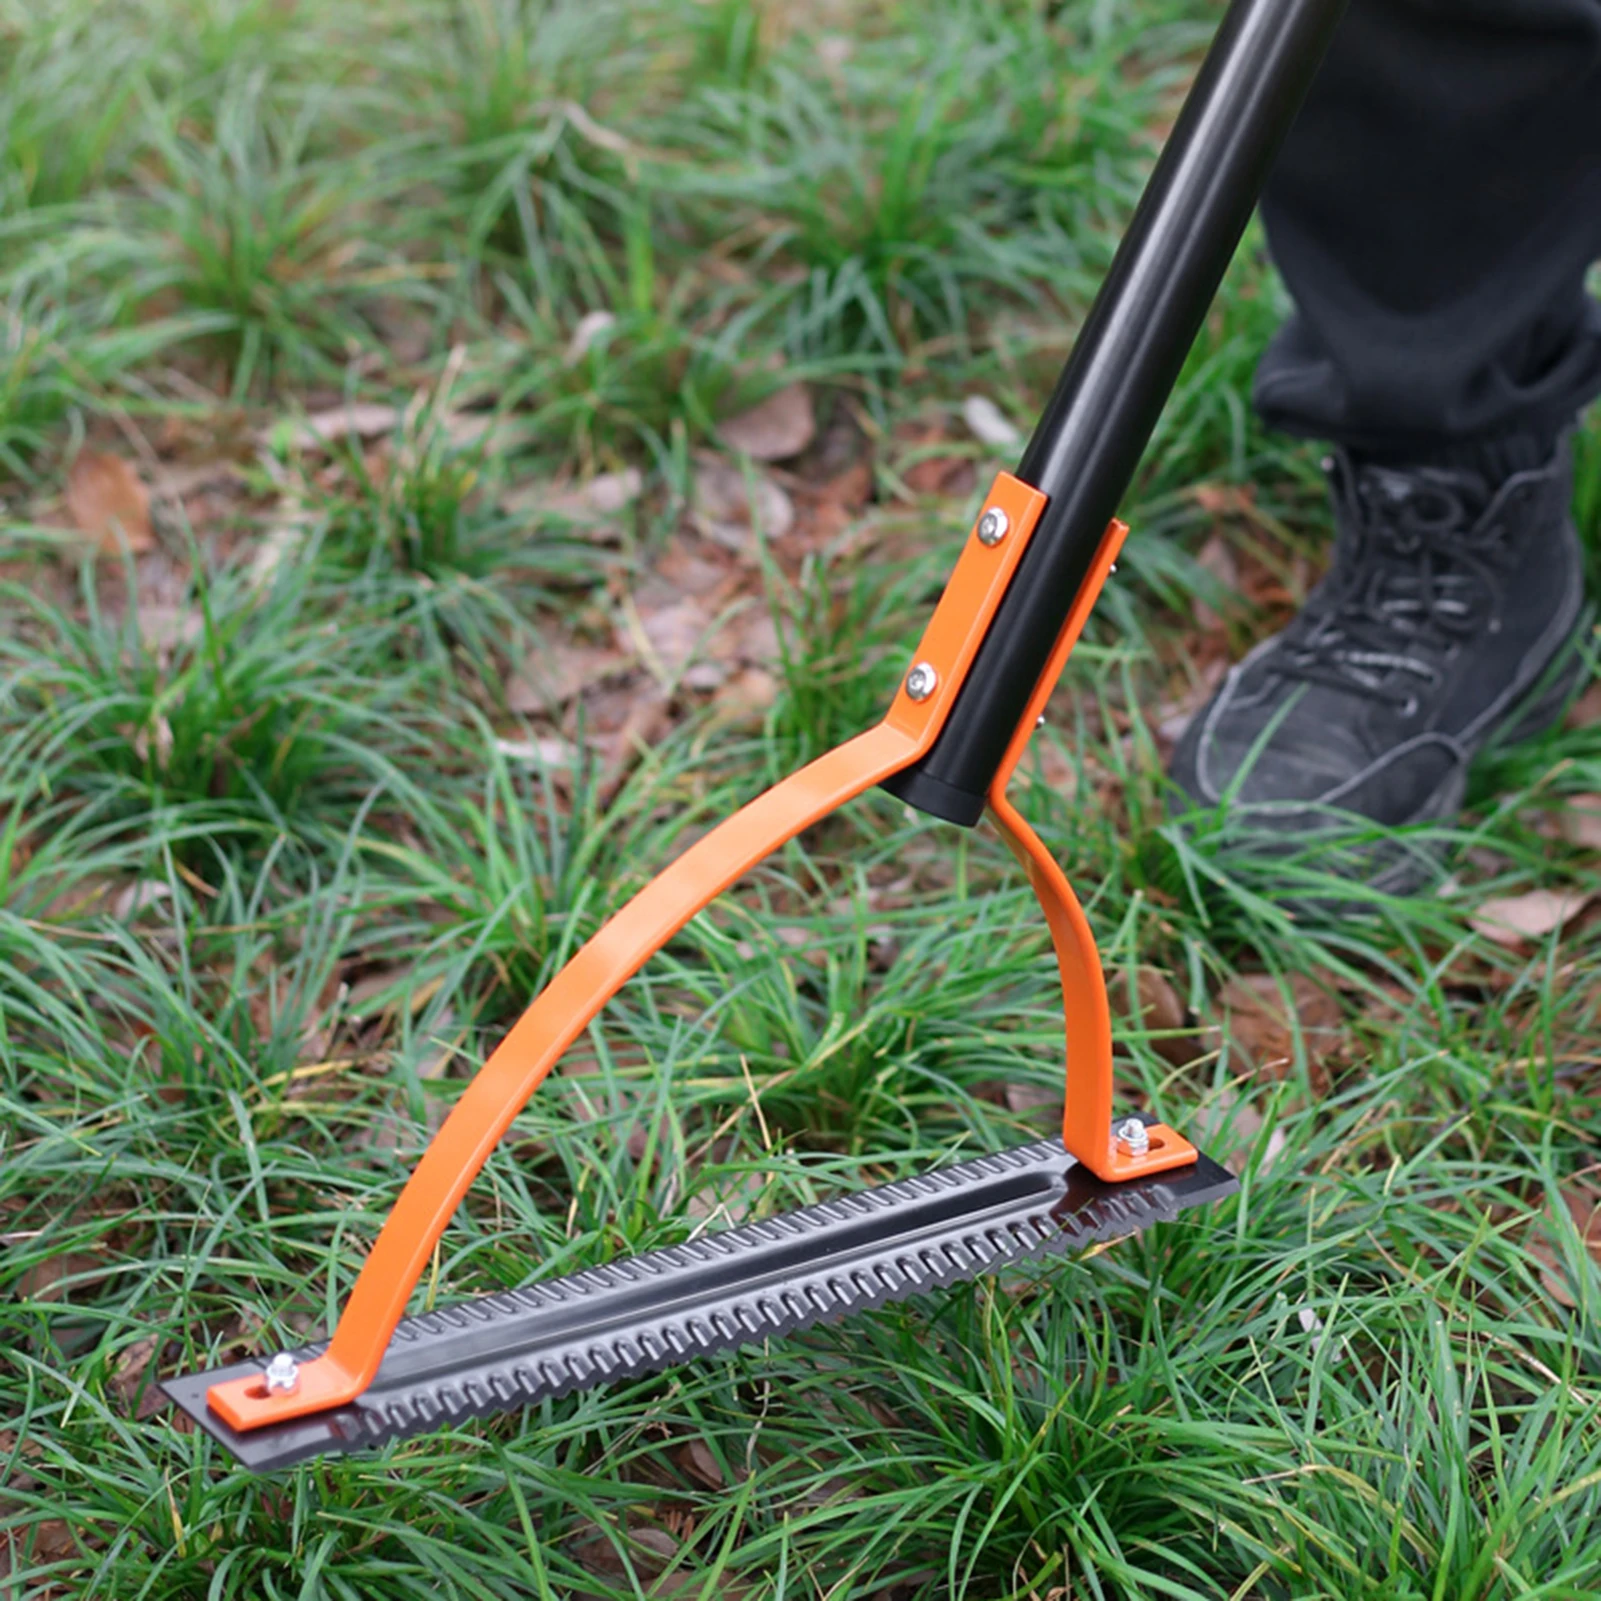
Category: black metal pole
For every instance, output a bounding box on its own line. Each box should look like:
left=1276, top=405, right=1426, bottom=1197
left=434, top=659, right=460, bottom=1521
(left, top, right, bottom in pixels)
left=884, top=0, right=1348, bottom=826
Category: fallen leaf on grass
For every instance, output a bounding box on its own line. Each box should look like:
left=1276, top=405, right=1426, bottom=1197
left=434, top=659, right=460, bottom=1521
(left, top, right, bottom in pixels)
left=134, top=602, right=202, bottom=655
left=1563, top=1177, right=1601, bottom=1256
left=28, top=1519, right=78, bottom=1562
left=494, top=736, right=576, bottom=767
left=66, top=450, right=154, bottom=553
left=1110, top=965, right=1198, bottom=1068
left=815, top=457, right=874, bottom=513
left=715, top=666, right=779, bottom=720
left=719, top=383, right=815, bottom=462
left=896, top=420, right=973, bottom=498
left=1191, top=531, right=1240, bottom=630
left=1557, top=793, right=1601, bottom=851
left=1152, top=658, right=1227, bottom=744
left=1528, top=1175, right=1601, bottom=1308
left=633, top=593, right=716, bottom=682
left=1003, top=1079, right=1059, bottom=1133
left=570, top=1517, right=680, bottom=1585
left=691, top=454, right=794, bottom=545
left=1470, top=887, right=1595, bottom=948
left=565, top=310, right=617, bottom=364
left=109, top=1335, right=160, bottom=1408
left=503, top=467, right=643, bottom=524
left=1566, top=681, right=1601, bottom=730
left=269, top=402, right=400, bottom=453
left=248, top=505, right=309, bottom=588
left=112, top=879, right=172, bottom=921
left=131, top=713, right=174, bottom=770
left=507, top=639, right=631, bottom=711
left=961, top=394, right=1021, bottom=449
left=1190, top=1088, right=1287, bottom=1177
left=16, top=1251, right=100, bottom=1302
left=1215, top=972, right=1342, bottom=1086
left=680, top=1438, right=725, bottom=1490
left=1191, top=481, right=1257, bottom=518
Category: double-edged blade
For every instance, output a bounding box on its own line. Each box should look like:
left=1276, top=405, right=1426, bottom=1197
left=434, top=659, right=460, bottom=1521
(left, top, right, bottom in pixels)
left=165, top=1127, right=1235, bottom=1470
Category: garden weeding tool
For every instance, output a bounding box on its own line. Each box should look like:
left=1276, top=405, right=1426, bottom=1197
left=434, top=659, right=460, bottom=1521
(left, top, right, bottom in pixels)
left=166, top=0, right=1347, bottom=1471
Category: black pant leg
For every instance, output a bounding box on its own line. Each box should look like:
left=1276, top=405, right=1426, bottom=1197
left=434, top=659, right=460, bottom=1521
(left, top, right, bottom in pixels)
left=1254, top=0, right=1601, bottom=455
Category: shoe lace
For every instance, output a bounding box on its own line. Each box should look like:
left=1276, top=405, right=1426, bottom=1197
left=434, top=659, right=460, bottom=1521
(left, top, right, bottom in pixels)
left=1275, top=464, right=1507, bottom=711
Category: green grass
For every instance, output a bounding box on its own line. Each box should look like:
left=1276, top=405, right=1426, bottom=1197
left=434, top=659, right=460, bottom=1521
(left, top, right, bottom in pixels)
left=3, top=0, right=1600, bottom=1597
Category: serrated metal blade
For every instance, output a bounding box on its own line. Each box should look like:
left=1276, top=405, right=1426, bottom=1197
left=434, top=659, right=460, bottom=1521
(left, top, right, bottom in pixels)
left=164, top=1130, right=1235, bottom=1470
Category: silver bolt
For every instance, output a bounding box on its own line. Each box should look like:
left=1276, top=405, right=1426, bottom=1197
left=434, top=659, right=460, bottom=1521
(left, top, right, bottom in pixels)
left=1036, top=714, right=1046, bottom=728
left=976, top=507, right=1009, bottom=547
left=1108, top=562, right=1118, bottom=574
left=1115, top=1117, right=1149, bottom=1156
left=263, top=1352, right=300, bottom=1394
left=904, top=662, right=938, bottom=702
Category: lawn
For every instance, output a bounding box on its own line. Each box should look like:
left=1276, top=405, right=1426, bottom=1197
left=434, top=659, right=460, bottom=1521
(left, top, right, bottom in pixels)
left=3, top=1, right=1600, bottom=1596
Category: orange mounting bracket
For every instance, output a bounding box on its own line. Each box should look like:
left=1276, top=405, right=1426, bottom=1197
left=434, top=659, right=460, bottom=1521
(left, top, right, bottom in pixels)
left=207, top=470, right=1198, bottom=1433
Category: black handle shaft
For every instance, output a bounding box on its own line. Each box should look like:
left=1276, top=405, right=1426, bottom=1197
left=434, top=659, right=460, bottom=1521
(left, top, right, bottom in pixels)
left=884, top=0, right=1348, bottom=825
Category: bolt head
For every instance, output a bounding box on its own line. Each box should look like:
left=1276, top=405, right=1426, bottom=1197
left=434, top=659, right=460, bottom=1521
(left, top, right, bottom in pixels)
left=263, top=1352, right=300, bottom=1394
left=976, top=507, right=1009, bottom=547
left=904, top=662, right=938, bottom=702
left=1115, top=1117, right=1149, bottom=1154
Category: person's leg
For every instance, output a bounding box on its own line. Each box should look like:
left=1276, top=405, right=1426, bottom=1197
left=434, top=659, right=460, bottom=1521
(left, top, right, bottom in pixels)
left=1169, top=0, right=1601, bottom=896
left=1255, top=0, right=1601, bottom=463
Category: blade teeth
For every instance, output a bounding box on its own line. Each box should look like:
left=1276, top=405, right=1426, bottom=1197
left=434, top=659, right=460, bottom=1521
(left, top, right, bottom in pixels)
left=273, top=1136, right=1234, bottom=1463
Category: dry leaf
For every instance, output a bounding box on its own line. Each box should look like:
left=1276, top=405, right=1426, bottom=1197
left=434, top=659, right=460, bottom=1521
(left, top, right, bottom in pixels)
left=629, top=592, right=716, bottom=682
left=273, top=402, right=399, bottom=452
left=1566, top=681, right=1601, bottom=730
left=65, top=451, right=154, bottom=554
left=16, top=1250, right=99, bottom=1302
left=1153, top=658, right=1228, bottom=744
left=505, top=467, right=643, bottom=523
left=248, top=506, right=309, bottom=589
left=132, top=713, right=175, bottom=770
left=686, top=1166, right=768, bottom=1225
left=691, top=454, right=794, bottom=545
left=1470, top=887, right=1595, bottom=948
left=1529, top=1178, right=1601, bottom=1308
left=1113, top=966, right=1197, bottom=1068
left=719, top=383, right=816, bottom=462
left=507, top=640, right=631, bottom=712
left=565, top=310, right=617, bottom=364
left=29, top=1519, right=77, bottom=1562
left=680, top=1438, right=725, bottom=1490
left=494, top=736, right=576, bottom=767
left=1215, top=972, right=1341, bottom=1082
left=961, top=394, right=1021, bottom=449
left=1562, top=1177, right=1601, bottom=1260
left=1557, top=794, right=1601, bottom=851
left=817, top=458, right=874, bottom=513
left=1190, top=1088, right=1287, bottom=1177
left=112, top=879, right=172, bottom=921
left=1192, top=531, right=1240, bottom=631
left=570, top=1518, right=680, bottom=1584
left=716, top=666, right=779, bottom=718
left=135, top=603, right=202, bottom=654
left=109, top=1335, right=160, bottom=1407
left=898, top=421, right=972, bottom=497
left=1003, top=1079, right=1059, bottom=1132
left=1191, top=481, right=1257, bottom=517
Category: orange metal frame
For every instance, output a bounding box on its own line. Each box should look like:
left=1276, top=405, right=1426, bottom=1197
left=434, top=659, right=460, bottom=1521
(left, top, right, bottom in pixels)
left=207, top=471, right=1197, bottom=1434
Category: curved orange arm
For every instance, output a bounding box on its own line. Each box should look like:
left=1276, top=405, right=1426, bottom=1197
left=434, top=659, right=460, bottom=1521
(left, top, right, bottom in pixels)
left=210, top=473, right=1051, bottom=1431
left=984, top=519, right=1197, bottom=1180
left=209, top=472, right=1198, bottom=1434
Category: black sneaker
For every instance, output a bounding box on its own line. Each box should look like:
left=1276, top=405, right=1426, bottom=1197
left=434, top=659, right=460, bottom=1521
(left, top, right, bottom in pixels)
left=1169, top=440, right=1591, bottom=895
